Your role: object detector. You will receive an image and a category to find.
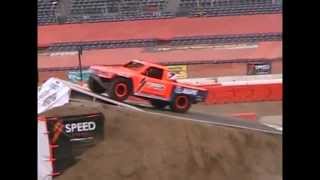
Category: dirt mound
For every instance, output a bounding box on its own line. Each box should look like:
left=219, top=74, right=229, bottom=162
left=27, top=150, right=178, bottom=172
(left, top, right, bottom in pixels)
left=52, top=102, right=282, bottom=180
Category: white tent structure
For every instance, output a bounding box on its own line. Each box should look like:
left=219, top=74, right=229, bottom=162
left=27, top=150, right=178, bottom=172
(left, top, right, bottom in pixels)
left=38, top=78, right=71, bottom=180
left=38, top=117, right=54, bottom=180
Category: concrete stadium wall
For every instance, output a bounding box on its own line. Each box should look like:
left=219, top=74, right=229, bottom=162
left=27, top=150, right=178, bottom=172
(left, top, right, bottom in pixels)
left=187, top=60, right=282, bottom=78
left=187, top=63, right=247, bottom=78
left=271, top=61, right=282, bottom=74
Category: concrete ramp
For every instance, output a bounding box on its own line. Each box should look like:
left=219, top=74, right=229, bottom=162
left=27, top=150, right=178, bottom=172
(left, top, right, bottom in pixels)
left=53, top=102, right=282, bottom=180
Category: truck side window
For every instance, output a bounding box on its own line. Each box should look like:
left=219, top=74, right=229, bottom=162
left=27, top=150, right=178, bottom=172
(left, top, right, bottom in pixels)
left=145, top=67, right=163, bottom=79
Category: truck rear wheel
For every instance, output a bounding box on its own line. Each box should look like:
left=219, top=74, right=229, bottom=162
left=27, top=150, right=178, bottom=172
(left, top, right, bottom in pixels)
left=88, top=76, right=105, bottom=94
left=170, top=95, right=191, bottom=113
left=108, top=78, right=131, bottom=101
left=150, top=100, right=168, bottom=109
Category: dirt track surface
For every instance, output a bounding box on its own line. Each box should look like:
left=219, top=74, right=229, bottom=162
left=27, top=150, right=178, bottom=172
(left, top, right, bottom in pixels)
left=191, top=101, right=282, bottom=117
left=125, top=100, right=282, bottom=134
left=49, top=102, right=282, bottom=180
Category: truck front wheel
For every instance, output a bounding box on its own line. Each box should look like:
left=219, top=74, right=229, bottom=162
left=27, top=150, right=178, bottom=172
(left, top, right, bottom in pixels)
left=170, top=95, right=191, bottom=113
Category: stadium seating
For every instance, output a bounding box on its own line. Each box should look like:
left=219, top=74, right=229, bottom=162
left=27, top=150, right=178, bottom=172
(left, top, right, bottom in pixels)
left=189, top=1, right=282, bottom=17
left=38, top=0, right=59, bottom=24
left=64, top=0, right=172, bottom=23
left=38, top=0, right=282, bottom=25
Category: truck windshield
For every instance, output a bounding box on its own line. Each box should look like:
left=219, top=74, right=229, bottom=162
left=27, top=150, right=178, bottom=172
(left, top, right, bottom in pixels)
left=124, top=61, right=144, bottom=70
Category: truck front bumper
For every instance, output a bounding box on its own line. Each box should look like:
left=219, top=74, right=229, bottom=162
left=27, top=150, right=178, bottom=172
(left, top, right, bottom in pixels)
left=194, top=90, right=208, bottom=103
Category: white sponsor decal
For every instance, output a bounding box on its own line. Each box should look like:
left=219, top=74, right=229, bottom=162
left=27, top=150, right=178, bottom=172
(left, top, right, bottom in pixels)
left=255, top=64, right=271, bottom=71
left=182, top=89, right=198, bottom=95
left=49, top=51, right=78, bottom=56
left=65, top=121, right=96, bottom=133
left=146, top=82, right=165, bottom=90
left=42, top=93, right=57, bottom=107
left=175, top=87, right=198, bottom=95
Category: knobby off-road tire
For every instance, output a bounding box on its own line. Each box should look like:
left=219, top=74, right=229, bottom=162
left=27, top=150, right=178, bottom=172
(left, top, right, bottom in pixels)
left=170, top=95, right=191, bottom=113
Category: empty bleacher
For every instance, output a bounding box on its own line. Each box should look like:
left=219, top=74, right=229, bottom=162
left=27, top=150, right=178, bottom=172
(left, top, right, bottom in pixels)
left=174, top=0, right=282, bottom=17
left=38, top=0, right=282, bottom=25
left=65, top=0, right=173, bottom=23
left=38, top=0, right=59, bottom=24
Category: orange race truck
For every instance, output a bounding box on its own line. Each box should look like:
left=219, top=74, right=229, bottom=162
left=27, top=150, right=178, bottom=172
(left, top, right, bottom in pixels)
left=88, top=60, right=208, bottom=113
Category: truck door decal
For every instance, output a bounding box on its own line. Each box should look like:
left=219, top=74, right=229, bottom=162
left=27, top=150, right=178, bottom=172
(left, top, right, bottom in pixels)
left=145, top=82, right=165, bottom=91
left=136, top=78, right=146, bottom=93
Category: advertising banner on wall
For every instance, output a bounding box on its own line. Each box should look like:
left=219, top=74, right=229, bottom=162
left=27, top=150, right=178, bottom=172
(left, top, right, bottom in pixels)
left=44, top=113, right=105, bottom=175
left=247, top=62, right=272, bottom=75
left=46, top=113, right=105, bottom=145
left=167, top=65, right=188, bottom=79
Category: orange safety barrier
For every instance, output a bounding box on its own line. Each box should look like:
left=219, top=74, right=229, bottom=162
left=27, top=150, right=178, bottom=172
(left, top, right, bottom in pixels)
left=203, top=83, right=282, bottom=104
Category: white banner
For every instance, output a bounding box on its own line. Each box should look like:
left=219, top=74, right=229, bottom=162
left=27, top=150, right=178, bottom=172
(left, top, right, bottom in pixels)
left=38, top=120, right=53, bottom=180
left=38, top=78, right=71, bottom=114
